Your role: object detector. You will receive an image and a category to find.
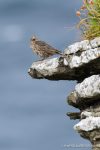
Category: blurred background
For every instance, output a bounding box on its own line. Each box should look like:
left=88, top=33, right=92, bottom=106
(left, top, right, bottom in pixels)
left=0, top=0, right=91, bottom=150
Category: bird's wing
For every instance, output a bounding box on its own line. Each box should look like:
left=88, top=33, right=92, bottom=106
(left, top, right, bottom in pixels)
left=36, top=41, right=56, bottom=49
left=36, top=40, right=62, bottom=54
left=35, top=41, right=47, bottom=46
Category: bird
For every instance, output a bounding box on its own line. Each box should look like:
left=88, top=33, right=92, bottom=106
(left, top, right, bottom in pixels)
left=30, top=36, right=63, bottom=60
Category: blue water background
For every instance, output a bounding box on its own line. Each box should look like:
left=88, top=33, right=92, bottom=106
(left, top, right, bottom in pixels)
left=0, top=0, right=91, bottom=150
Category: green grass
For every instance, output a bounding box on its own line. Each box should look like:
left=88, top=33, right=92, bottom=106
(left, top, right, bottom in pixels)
left=77, top=0, right=100, bottom=40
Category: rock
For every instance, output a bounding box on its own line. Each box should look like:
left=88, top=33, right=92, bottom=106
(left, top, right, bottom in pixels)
left=28, top=48, right=100, bottom=81
left=74, top=116, right=100, bottom=132
left=67, top=112, right=81, bottom=120
left=28, top=37, right=100, bottom=150
left=64, top=37, right=100, bottom=54
left=68, top=75, right=100, bottom=108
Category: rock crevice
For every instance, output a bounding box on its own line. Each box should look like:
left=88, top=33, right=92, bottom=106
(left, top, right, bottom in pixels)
left=28, top=37, right=100, bottom=150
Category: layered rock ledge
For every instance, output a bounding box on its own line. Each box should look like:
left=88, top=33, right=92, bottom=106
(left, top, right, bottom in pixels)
left=28, top=37, right=100, bottom=82
left=68, top=75, right=100, bottom=109
left=28, top=37, right=100, bottom=150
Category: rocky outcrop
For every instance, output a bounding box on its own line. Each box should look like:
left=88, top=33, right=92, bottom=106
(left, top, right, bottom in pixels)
left=28, top=37, right=100, bottom=150
left=68, top=75, right=100, bottom=109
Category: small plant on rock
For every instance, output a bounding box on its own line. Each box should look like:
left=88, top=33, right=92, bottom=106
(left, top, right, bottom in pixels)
left=76, top=0, right=100, bottom=40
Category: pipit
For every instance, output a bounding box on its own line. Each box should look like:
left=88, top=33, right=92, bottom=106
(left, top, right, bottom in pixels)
left=30, top=36, right=63, bottom=59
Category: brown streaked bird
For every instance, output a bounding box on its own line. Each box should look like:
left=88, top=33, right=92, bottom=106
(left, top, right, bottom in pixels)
left=30, top=36, right=62, bottom=59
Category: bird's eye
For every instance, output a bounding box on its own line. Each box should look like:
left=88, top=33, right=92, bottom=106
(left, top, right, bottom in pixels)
left=32, top=38, right=35, bottom=41
left=31, top=37, right=36, bottom=41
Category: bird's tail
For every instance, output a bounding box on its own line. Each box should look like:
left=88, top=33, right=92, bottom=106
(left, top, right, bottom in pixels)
left=55, top=50, right=63, bottom=56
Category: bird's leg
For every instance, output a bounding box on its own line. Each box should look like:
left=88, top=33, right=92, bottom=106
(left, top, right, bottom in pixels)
left=37, top=57, right=45, bottom=62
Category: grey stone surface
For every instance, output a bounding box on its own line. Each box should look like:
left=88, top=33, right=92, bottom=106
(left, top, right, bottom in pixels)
left=28, top=37, right=100, bottom=150
left=28, top=47, right=100, bottom=81
left=68, top=75, right=100, bottom=108
left=64, top=37, right=100, bottom=54
left=69, top=48, right=100, bottom=68
left=74, top=116, right=100, bottom=132
left=75, top=75, right=100, bottom=98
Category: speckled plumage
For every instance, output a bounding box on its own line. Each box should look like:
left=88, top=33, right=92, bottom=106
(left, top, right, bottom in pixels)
left=30, top=36, right=62, bottom=59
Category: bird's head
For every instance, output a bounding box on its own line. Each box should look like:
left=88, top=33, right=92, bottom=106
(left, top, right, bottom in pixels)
left=30, top=36, right=38, bottom=43
left=30, top=36, right=38, bottom=48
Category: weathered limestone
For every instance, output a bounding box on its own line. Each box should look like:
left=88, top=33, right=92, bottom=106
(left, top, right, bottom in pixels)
left=64, top=37, right=100, bottom=54
left=68, top=75, right=100, bottom=108
left=28, top=47, right=100, bottom=81
left=74, top=116, right=100, bottom=132
left=28, top=37, right=100, bottom=150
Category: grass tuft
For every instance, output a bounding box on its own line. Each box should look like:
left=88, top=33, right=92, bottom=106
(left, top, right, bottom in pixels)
left=77, top=0, right=100, bottom=40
